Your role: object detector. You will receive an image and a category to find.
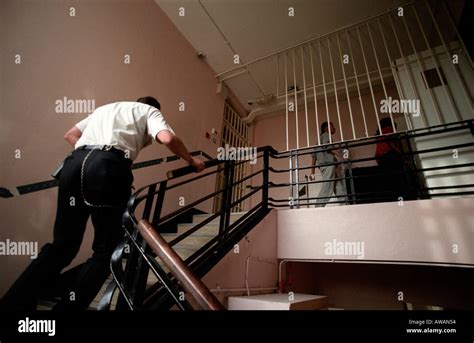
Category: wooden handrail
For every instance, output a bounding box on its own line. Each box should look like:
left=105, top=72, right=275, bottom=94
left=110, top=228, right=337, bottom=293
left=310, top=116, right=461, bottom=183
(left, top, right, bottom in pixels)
left=137, top=219, right=225, bottom=310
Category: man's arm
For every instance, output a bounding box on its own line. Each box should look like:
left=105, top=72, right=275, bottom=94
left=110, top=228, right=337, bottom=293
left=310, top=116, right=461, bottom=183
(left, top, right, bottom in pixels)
left=157, top=130, right=205, bottom=172
left=64, top=126, right=82, bottom=147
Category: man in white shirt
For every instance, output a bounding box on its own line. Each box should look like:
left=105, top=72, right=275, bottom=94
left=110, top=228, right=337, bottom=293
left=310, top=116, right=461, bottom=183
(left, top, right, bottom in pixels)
left=1, top=96, right=204, bottom=311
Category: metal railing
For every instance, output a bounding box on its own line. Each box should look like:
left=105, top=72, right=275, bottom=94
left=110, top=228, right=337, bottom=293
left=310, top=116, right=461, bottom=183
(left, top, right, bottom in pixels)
left=99, top=146, right=275, bottom=310
left=269, top=119, right=474, bottom=208
left=100, top=119, right=473, bottom=311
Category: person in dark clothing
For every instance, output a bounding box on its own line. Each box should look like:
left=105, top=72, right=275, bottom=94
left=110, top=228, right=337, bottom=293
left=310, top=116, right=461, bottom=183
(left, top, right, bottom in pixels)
left=375, top=117, right=408, bottom=199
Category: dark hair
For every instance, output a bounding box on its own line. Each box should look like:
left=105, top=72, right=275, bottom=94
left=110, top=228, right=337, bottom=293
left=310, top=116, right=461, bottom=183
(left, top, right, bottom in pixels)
left=380, top=117, right=395, bottom=129
left=320, top=121, right=331, bottom=133
left=137, top=96, right=161, bottom=110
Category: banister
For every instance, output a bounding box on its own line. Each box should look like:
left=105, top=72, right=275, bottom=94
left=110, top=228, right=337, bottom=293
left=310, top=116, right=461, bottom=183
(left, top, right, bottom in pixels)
left=137, top=219, right=224, bottom=310
left=167, top=146, right=277, bottom=180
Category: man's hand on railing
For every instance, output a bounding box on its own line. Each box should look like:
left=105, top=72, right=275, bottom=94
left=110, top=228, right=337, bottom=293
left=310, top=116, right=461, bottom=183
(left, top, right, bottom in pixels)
left=190, top=157, right=205, bottom=172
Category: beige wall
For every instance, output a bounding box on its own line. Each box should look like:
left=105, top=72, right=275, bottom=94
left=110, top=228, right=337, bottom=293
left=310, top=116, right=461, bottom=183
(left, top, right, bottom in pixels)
left=0, top=0, right=228, bottom=296
left=202, top=210, right=279, bottom=308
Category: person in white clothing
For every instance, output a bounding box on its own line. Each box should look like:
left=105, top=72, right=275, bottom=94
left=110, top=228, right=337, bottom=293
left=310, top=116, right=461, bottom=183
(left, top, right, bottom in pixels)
left=310, top=122, right=346, bottom=207
left=1, top=96, right=204, bottom=311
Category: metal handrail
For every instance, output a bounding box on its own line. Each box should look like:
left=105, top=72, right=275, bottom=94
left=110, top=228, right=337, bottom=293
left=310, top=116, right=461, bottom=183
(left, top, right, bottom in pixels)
left=104, top=145, right=273, bottom=311
left=137, top=219, right=224, bottom=310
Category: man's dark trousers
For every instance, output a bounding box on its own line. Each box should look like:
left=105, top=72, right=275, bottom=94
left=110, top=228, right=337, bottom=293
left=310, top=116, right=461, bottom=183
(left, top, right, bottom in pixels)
left=1, top=148, right=133, bottom=310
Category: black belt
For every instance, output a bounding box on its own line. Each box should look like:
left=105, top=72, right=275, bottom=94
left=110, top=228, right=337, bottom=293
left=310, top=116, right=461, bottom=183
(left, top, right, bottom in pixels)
left=76, top=145, right=127, bottom=159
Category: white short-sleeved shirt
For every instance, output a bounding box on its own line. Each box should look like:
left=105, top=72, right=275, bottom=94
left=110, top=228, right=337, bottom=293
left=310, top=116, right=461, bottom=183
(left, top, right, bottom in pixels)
left=74, top=101, right=174, bottom=161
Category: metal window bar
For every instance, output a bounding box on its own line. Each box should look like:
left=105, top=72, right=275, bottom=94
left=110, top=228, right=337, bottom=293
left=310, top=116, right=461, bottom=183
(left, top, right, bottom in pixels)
left=318, top=39, right=332, bottom=144
left=216, top=1, right=473, bottom=151
left=377, top=18, right=413, bottom=131
left=301, top=45, right=310, bottom=147
left=366, top=21, right=395, bottom=132
left=356, top=25, right=383, bottom=135
left=328, top=36, right=344, bottom=142
left=346, top=29, right=369, bottom=137
left=292, top=49, right=300, bottom=149
left=336, top=33, right=356, bottom=140
left=309, top=43, right=321, bottom=146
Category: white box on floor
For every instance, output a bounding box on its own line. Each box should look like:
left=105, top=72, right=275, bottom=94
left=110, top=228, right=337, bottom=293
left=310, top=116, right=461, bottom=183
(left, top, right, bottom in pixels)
left=228, top=293, right=328, bottom=310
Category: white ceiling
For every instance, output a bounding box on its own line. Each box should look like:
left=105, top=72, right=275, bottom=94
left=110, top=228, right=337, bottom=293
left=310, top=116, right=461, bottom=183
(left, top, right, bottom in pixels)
left=155, top=0, right=424, bottom=114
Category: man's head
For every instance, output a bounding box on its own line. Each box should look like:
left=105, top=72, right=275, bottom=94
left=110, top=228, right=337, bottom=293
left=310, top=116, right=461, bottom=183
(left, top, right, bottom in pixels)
left=137, top=96, right=161, bottom=110
left=321, top=121, right=335, bottom=134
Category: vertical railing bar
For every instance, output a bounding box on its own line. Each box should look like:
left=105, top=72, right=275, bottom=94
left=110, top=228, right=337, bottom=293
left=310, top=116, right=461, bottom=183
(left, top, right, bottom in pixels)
left=276, top=54, right=279, bottom=98
left=388, top=14, right=427, bottom=127
left=425, top=0, right=473, bottom=113
left=367, top=21, right=395, bottom=132
left=400, top=10, right=444, bottom=125
left=151, top=180, right=168, bottom=227
left=336, top=32, right=356, bottom=140
left=347, top=30, right=369, bottom=137
left=294, top=151, right=300, bottom=208
left=309, top=43, right=321, bottom=146
left=337, top=143, right=348, bottom=204
left=289, top=151, right=294, bottom=209
left=292, top=49, right=300, bottom=149
left=345, top=142, right=356, bottom=204
left=377, top=18, right=413, bottom=131
left=142, top=184, right=156, bottom=221
left=285, top=52, right=289, bottom=151
left=224, top=160, right=235, bottom=232
left=356, top=26, right=382, bottom=135
left=301, top=45, right=310, bottom=147
left=262, top=148, right=269, bottom=210
left=218, top=160, right=230, bottom=236
left=411, top=4, right=460, bottom=122
left=327, top=36, right=344, bottom=141
left=318, top=39, right=332, bottom=144
left=404, top=132, right=422, bottom=198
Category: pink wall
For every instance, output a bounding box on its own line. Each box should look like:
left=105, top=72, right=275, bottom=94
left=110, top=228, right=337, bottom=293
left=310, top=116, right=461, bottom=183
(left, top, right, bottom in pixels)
left=277, top=198, right=474, bottom=265
left=0, top=0, right=228, bottom=296
left=202, top=210, right=278, bottom=307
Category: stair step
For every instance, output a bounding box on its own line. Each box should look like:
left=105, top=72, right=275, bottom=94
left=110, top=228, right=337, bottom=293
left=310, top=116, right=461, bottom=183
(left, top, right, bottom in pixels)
left=161, top=232, right=215, bottom=246
left=192, top=212, right=246, bottom=225
left=177, top=223, right=220, bottom=235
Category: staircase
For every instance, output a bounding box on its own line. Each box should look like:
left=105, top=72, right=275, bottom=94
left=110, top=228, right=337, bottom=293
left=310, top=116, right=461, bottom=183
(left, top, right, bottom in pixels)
left=147, top=212, right=246, bottom=283
left=88, top=212, right=247, bottom=310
